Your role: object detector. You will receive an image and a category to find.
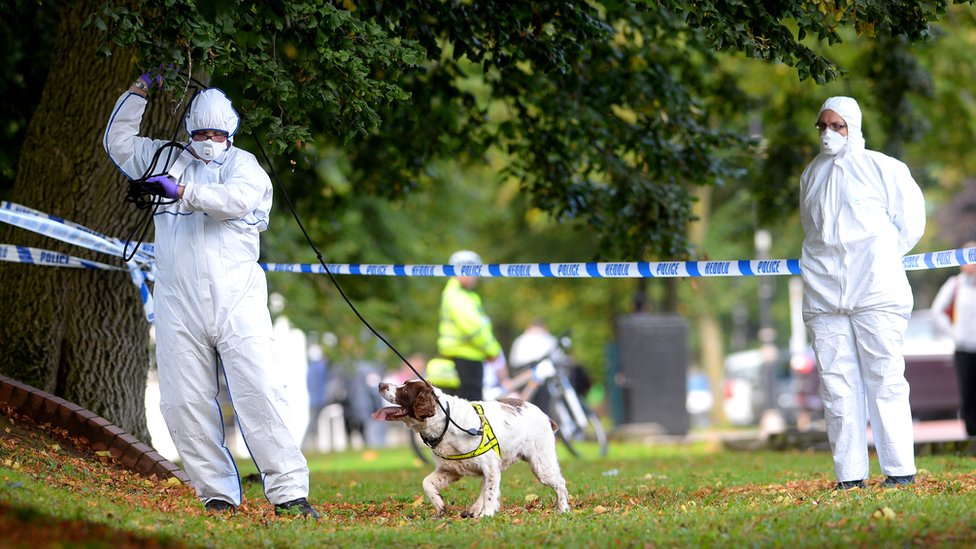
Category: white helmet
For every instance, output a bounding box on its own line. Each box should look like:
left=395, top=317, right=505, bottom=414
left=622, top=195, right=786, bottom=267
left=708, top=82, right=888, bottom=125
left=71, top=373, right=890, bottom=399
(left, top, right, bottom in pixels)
left=449, top=250, right=482, bottom=265
left=184, top=88, right=240, bottom=138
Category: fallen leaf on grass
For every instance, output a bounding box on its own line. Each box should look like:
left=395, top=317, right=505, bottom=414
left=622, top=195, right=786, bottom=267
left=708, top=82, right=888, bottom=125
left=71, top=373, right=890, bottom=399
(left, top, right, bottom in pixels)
left=593, top=505, right=609, bottom=515
left=872, top=507, right=896, bottom=521
left=524, top=493, right=539, bottom=503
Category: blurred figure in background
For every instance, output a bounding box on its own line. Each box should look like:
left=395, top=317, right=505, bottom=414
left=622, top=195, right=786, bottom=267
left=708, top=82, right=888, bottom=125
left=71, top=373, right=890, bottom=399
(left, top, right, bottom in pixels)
left=302, top=338, right=330, bottom=452
left=482, top=351, right=511, bottom=400
left=932, top=241, right=976, bottom=437
left=509, top=318, right=566, bottom=376
left=329, top=331, right=389, bottom=448
left=437, top=250, right=502, bottom=401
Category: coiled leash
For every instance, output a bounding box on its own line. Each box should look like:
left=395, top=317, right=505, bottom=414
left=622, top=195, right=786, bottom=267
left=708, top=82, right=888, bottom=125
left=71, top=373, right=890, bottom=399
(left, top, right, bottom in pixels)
left=121, top=80, right=202, bottom=263
left=121, top=142, right=184, bottom=262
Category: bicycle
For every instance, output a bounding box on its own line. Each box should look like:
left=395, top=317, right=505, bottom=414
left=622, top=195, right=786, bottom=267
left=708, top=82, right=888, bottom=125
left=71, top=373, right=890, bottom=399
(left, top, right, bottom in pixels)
left=506, top=333, right=609, bottom=459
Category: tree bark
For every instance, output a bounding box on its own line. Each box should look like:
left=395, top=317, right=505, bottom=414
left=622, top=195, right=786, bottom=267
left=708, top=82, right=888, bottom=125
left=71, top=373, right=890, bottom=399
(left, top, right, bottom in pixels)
left=0, top=0, right=178, bottom=443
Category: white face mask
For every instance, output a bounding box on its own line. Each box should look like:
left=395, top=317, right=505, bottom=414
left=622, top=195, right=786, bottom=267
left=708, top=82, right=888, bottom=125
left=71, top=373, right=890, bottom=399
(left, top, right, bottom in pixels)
left=189, top=139, right=227, bottom=161
left=820, top=129, right=848, bottom=156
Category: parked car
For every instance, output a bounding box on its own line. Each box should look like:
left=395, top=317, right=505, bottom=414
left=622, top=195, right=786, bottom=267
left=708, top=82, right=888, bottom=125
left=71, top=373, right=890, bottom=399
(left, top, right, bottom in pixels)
left=686, top=370, right=714, bottom=427
left=794, top=309, right=959, bottom=420
left=723, top=347, right=795, bottom=426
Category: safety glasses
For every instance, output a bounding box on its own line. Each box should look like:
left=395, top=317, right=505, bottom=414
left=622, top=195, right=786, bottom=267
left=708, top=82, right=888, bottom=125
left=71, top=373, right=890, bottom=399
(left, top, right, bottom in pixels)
left=815, top=122, right=847, bottom=133
left=191, top=131, right=229, bottom=143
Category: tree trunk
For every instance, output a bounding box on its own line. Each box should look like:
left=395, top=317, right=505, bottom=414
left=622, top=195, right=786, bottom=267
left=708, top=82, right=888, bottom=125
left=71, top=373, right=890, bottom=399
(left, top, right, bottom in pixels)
left=0, top=1, right=177, bottom=443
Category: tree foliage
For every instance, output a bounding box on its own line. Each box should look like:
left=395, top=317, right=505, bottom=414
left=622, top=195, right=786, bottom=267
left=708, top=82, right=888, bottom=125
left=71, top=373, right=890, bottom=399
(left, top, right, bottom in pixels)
left=1, top=0, right=974, bottom=434
left=0, top=0, right=947, bottom=262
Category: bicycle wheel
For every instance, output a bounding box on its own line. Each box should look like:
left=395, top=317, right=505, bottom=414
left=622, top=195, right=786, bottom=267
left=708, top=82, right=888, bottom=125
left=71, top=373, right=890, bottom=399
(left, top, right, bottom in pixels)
left=584, top=408, right=609, bottom=458
left=552, top=400, right=608, bottom=459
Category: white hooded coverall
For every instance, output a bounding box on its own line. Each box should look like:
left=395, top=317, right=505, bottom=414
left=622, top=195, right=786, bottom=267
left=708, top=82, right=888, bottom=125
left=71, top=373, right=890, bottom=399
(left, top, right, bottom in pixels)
left=800, top=96, right=925, bottom=482
left=104, top=88, right=309, bottom=506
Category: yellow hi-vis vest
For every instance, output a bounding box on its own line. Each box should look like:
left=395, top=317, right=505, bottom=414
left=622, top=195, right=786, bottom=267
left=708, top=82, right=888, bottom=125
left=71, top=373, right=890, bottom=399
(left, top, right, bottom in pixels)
left=426, top=357, right=460, bottom=389
left=437, top=278, right=501, bottom=361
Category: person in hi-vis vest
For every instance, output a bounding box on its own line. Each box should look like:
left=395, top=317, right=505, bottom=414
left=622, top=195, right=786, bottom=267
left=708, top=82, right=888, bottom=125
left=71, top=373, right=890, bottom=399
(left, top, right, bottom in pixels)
left=435, top=250, right=503, bottom=401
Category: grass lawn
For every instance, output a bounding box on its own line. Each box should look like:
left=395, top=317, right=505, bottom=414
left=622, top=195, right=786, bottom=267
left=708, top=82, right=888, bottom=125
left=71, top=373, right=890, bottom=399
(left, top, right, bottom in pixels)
left=2, top=410, right=976, bottom=548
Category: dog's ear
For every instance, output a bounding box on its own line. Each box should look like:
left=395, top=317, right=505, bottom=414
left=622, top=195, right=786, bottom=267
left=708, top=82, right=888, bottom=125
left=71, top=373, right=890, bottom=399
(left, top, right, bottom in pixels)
left=411, top=385, right=439, bottom=419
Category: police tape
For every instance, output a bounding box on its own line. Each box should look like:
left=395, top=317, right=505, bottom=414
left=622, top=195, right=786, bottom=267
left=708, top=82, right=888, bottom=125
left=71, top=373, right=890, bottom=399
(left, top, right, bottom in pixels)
left=4, top=199, right=975, bottom=281
left=0, top=244, right=125, bottom=271
left=261, top=246, right=976, bottom=278
left=3, top=199, right=976, bottom=324
left=0, top=201, right=156, bottom=323
left=261, top=260, right=803, bottom=277
left=0, top=201, right=155, bottom=261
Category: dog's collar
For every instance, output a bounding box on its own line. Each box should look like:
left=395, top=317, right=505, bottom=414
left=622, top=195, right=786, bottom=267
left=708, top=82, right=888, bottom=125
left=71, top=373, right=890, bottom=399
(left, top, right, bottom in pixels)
left=432, top=403, right=501, bottom=461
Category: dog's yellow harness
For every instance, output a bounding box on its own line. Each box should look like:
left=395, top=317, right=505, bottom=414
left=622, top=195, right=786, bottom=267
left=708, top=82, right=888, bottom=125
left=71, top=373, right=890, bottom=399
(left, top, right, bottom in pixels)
left=436, top=403, right=501, bottom=460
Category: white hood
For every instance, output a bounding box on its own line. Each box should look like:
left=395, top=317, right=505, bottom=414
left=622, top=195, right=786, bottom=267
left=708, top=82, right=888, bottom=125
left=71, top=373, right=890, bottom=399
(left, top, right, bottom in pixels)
left=184, top=88, right=240, bottom=141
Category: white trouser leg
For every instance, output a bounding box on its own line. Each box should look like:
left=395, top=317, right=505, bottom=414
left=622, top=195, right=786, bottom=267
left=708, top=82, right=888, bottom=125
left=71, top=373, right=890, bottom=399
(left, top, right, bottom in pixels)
left=156, top=315, right=243, bottom=505
left=851, top=310, right=916, bottom=477
left=807, top=313, right=869, bottom=482
left=218, top=330, right=310, bottom=505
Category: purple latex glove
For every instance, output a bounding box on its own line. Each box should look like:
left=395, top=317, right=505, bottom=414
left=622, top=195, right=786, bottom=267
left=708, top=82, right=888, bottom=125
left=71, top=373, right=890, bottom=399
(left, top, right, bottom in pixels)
left=139, top=64, right=175, bottom=91
left=139, top=72, right=163, bottom=91
left=145, top=175, right=181, bottom=199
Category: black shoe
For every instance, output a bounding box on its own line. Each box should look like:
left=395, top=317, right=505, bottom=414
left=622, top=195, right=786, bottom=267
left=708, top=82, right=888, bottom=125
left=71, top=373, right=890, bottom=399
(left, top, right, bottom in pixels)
left=882, top=474, right=915, bottom=487
left=835, top=479, right=866, bottom=490
left=204, top=499, right=236, bottom=513
left=274, top=497, right=320, bottom=519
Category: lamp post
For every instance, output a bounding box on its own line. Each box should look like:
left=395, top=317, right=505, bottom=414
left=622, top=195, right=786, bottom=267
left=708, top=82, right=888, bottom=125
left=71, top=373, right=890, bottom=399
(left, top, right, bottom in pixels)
left=755, top=229, right=783, bottom=434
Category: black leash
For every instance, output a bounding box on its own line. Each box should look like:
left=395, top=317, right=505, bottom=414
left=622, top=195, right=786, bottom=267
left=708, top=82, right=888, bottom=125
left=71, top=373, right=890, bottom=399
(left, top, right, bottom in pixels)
left=121, top=82, right=202, bottom=262
left=250, top=134, right=483, bottom=438
left=420, top=401, right=453, bottom=449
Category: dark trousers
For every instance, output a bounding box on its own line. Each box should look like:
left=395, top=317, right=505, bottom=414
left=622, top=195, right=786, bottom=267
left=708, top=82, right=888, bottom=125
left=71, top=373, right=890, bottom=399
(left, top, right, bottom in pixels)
left=443, top=358, right=483, bottom=401
left=956, top=350, right=976, bottom=436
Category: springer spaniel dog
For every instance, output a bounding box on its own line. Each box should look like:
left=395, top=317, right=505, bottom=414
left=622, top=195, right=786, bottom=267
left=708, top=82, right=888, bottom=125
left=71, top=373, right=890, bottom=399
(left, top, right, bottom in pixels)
left=371, top=379, right=570, bottom=518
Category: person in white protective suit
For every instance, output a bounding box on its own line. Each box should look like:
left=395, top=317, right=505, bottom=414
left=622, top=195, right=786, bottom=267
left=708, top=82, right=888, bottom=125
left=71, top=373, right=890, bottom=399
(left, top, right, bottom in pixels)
left=799, top=96, right=926, bottom=490
left=103, top=75, right=318, bottom=518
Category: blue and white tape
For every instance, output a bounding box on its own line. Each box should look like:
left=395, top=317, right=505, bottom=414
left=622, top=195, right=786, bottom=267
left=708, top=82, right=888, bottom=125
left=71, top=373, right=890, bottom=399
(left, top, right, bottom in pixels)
left=0, top=201, right=156, bottom=323
left=260, top=260, right=801, bottom=278
left=3, top=200, right=975, bottom=325
left=0, top=244, right=125, bottom=271
left=261, top=247, right=976, bottom=278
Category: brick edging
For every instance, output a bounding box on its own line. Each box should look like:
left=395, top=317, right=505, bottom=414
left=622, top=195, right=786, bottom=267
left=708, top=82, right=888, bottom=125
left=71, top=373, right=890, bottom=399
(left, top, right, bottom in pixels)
left=0, top=373, right=189, bottom=483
